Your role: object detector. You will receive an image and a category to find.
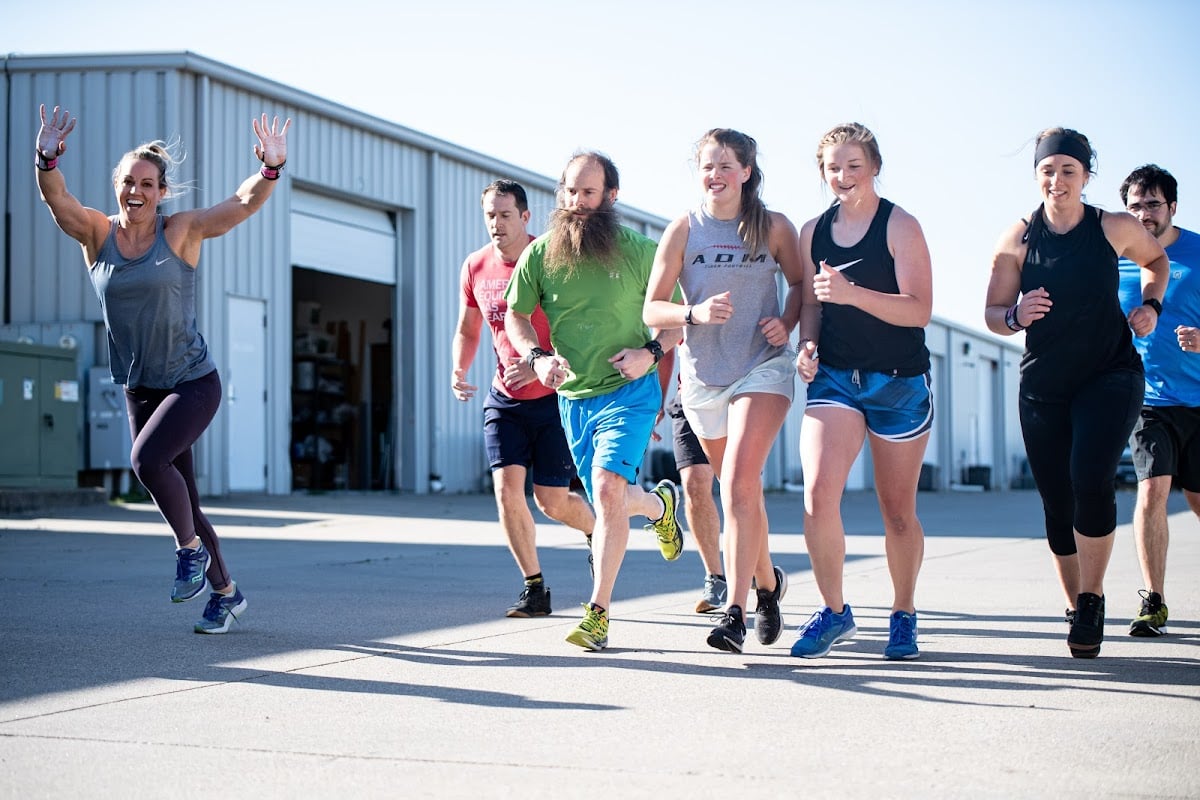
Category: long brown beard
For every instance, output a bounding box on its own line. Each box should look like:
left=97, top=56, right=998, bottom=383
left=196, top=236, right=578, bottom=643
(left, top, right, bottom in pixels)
left=544, top=204, right=621, bottom=278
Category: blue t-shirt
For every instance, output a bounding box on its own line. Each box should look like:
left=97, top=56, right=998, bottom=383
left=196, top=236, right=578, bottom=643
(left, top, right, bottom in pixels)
left=1118, top=227, right=1200, bottom=406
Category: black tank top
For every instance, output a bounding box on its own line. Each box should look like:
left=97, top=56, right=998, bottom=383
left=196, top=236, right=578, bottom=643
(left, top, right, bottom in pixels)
left=811, top=199, right=930, bottom=376
left=1019, top=204, right=1141, bottom=401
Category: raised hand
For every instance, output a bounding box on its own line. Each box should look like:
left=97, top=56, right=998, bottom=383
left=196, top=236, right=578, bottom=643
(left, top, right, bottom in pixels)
left=37, top=104, right=77, bottom=158
left=252, top=114, right=291, bottom=167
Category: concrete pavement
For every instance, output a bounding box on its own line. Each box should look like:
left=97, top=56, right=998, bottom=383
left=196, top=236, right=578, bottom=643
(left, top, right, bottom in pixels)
left=1, top=487, right=1197, bottom=798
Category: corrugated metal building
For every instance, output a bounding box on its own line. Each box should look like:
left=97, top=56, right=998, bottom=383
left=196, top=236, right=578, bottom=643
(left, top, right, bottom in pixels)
left=1, top=51, right=1025, bottom=497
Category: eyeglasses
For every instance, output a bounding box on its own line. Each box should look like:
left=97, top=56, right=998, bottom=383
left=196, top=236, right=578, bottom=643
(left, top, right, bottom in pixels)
left=1127, top=200, right=1167, bottom=213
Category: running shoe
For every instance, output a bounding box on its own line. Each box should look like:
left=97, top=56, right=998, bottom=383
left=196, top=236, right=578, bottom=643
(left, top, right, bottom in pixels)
left=1067, top=592, right=1104, bottom=658
left=194, top=586, right=247, bottom=634
left=789, top=604, right=857, bottom=658
left=695, top=574, right=728, bottom=614
left=565, top=603, right=609, bottom=651
left=506, top=582, right=551, bottom=618
left=883, top=610, right=920, bottom=660
left=172, top=542, right=210, bottom=603
left=754, top=565, right=788, bottom=645
left=644, top=480, right=684, bottom=561
left=1129, top=589, right=1168, bottom=637
left=707, top=605, right=747, bottom=653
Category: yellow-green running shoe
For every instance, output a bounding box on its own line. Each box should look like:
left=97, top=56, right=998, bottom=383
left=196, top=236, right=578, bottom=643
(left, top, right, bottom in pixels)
left=645, top=479, right=684, bottom=561
left=566, top=603, right=609, bottom=651
left=1129, top=590, right=1168, bottom=637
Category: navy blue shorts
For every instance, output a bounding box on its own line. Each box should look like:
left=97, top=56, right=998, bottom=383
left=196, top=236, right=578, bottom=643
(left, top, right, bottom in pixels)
left=806, top=366, right=933, bottom=442
left=483, top=387, right=576, bottom=487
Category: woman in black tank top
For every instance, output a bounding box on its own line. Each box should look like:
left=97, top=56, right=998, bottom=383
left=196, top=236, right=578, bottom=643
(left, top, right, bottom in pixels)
left=985, top=127, right=1168, bottom=658
left=789, top=123, right=934, bottom=662
left=35, top=103, right=292, bottom=635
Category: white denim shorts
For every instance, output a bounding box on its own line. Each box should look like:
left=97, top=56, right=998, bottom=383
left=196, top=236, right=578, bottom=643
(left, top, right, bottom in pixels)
left=680, top=350, right=796, bottom=440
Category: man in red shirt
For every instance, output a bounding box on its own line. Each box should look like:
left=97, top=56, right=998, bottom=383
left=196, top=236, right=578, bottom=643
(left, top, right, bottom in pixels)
left=452, top=180, right=595, bottom=617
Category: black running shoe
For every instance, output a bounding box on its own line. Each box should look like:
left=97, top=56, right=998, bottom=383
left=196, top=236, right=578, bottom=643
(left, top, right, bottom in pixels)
left=754, top=565, right=788, bottom=645
left=707, top=605, right=747, bottom=653
left=506, top=582, right=551, bottom=618
left=1067, top=592, right=1104, bottom=658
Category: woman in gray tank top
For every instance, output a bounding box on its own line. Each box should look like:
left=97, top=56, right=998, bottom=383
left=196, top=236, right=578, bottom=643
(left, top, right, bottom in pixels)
left=645, top=129, right=818, bottom=653
left=35, top=104, right=291, bottom=635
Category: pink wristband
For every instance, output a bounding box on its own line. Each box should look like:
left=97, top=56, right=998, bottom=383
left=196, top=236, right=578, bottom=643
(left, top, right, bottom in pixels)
left=36, top=151, right=58, bottom=171
left=260, top=165, right=282, bottom=181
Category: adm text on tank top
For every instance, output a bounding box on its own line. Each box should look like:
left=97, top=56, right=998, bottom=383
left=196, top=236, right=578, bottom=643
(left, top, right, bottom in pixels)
left=88, top=216, right=216, bottom=389
left=811, top=199, right=929, bottom=375
left=678, top=206, right=785, bottom=387
left=1019, top=205, right=1141, bottom=402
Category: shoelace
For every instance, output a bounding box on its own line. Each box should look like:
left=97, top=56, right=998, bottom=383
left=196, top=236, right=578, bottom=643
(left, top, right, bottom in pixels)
left=579, top=610, right=606, bottom=633
left=718, top=611, right=744, bottom=632
left=176, top=548, right=203, bottom=581
left=890, top=614, right=914, bottom=642
left=798, top=610, right=828, bottom=637
left=201, top=594, right=225, bottom=621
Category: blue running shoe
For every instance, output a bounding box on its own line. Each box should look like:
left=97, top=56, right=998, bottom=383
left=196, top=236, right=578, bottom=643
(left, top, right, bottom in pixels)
left=172, top=543, right=210, bottom=603
left=194, top=586, right=247, bottom=634
left=789, top=604, right=857, bottom=658
left=884, top=610, right=920, bottom=660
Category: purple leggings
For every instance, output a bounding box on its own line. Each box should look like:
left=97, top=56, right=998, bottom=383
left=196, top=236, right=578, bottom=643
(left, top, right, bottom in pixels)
left=125, top=369, right=231, bottom=591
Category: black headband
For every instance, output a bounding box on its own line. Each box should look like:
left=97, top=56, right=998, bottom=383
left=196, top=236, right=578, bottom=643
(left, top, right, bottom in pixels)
left=1034, top=133, right=1092, bottom=169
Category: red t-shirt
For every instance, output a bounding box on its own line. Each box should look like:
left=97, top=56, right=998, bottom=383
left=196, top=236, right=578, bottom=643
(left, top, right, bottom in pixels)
left=461, top=237, right=554, bottom=400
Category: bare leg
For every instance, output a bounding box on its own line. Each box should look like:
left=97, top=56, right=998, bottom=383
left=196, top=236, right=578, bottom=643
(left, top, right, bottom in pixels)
left=491, top=465, right=540, bottom=577
left=532, top=483, right=596, bottom=541
left=1053, top=553, right=1081, bottom=610
left=681, top=463, right=722, bottom=576
left=716, top=393, right=789, bottom=614
left=588, top=469, right=665, bottom=610
left=799, top=407, right=867, bottom=612
left=1133, top=476, right=1172, bottom=596
left=868, top=431, right=928, bottom=613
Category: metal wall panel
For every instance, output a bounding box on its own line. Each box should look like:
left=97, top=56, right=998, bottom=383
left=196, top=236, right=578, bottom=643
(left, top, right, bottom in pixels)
left=5, top=52, right=1021, bottom=501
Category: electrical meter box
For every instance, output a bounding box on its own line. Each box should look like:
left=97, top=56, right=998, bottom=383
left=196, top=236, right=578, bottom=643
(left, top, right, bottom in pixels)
left=0, top=341, right=80, bottom=487
left=88, top=366, right=132, bottom=469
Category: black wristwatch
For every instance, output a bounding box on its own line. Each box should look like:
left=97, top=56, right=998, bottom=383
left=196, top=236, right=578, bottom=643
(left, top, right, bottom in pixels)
left=642, top=340, right=664, bottom=364
left=1143, top=298, right=1163, bottom=316
left=526, top=347, right=553, bottom=368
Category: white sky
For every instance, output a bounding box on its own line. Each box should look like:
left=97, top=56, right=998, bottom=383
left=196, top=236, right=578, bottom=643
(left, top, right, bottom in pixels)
left=5, top=0, right=1198, bottom=333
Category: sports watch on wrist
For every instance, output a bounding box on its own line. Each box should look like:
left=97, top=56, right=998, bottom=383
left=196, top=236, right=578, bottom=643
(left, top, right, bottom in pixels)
left=642, top=340, right=664, bottom=364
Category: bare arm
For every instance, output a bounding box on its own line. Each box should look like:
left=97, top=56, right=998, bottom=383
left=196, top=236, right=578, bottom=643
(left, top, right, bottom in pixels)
left=794, top=218, right=822, bottom=381
left=451, top=299, right=484, bottom=401
left=34, top=104, right=110, bottom=258
left=766, top=211, right=809, bottom=342
left=169, top=115, right=292, bottom=264
left=1104, top=211, right=1169, bottom=337
left=643, top=216, right=690, bottom=328
left=984, top=219, right=1056, bottom=336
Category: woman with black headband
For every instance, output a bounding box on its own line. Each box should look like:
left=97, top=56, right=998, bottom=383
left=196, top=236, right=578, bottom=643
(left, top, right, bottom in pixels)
left=985, top=127, right=1168, bottom=658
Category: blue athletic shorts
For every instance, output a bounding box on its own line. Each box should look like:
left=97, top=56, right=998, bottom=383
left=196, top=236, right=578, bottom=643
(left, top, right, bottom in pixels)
left=558, top=373, right=661, bottom=502
left=483, top=387, right=576, bottom=487
left=806, top=366, right=933, bottom=442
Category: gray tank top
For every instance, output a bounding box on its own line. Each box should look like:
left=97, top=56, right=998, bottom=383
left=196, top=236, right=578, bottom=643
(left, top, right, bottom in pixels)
left=88, top=216, right=216, bottom=388
left=678, top=207, right=785, bottom=387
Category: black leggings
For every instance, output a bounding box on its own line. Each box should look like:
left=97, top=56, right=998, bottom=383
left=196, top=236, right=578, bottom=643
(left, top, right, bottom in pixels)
left=1019, top=369, right=1142, bottom=555
left=125, top=369, right=230, bottom=590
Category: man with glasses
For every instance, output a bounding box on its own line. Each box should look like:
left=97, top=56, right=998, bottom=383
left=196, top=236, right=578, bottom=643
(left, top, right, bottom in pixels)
left=1117, top=164, right=1200, bottom=637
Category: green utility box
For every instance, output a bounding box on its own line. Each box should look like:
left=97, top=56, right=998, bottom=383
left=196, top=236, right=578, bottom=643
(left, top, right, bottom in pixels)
left=0, top=341, right=80, bottom=487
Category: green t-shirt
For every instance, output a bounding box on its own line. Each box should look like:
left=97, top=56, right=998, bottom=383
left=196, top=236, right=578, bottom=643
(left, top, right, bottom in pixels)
left=505, top=226, right=664, bottom=399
